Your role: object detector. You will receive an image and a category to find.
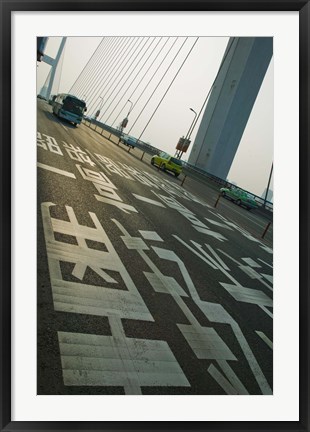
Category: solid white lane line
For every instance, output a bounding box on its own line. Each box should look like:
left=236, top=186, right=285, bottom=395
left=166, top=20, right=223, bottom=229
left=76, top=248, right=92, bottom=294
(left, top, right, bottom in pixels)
left=37, top=162, right=76, bottom=178
left=207, top=364, right=238, bottom=395
left=255, top=331, right=273, bottom=349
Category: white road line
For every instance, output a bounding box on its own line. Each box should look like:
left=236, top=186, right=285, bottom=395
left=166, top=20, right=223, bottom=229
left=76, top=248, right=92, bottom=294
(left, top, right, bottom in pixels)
left=139, top=231, right=163, bottom=241
left=258, top=258, right=273, bottom=269
left=37, top=162, right=76, bottom=178
left=217, top=359, right=249, bottom=394
left=57, top=121, right=68, bottom=132
left=241, top=257, right=261, bottom=268
left=260, top=305, right=273, bottom=319
left=133, top=194, right=166, bottom=207
left=255, top=331, right=273, bottom=349
left=207, top=364, right=238, bottom=395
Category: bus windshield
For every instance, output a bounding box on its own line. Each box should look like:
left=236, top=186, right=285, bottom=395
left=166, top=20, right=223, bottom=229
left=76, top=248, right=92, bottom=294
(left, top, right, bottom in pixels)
left=63, top=97, right=86, bottom=116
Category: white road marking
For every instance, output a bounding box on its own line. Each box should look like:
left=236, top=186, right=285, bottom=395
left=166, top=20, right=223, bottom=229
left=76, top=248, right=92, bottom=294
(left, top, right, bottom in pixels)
left=41, top=203, right=153, bottom=321
left=258, top=258, right=273, bottom=269
left=255, top=331, right=273, bottom=349
left=217, top=359, right=249, bottom=394
left=241, top=258, right=261, bottom=268
left=205, top=245, right=230, bottom=271
left=260, top=305, right=273, bottom=319
left=144, top=272, right=188, bottom=297
left=205, top=218, right=233, bottom=230
left=139, top=231, right=163, bottom=242
left=208, top=364, right=238, bottom=395
left=56, top=120, right=68, bottom=132
left=194, top=226, right=227, bottom=241
left=220, top=283, right=273, bottom=307
left=217, top=249, right=240, bottom=265
left=260, top=244, right=273, bottom=254
left=239, top=265, right=263, bottom=280
left=58, top=329, right=190, bottom=393
left=95, top=195, right=138, bottom=214
left=218, top=250, right=273, bottom=291
left=178, top=324, right=236, bottom=361
left=37, top=162, right=76, bottom=178
left=261, top=273, right=273, bottom=284
left=173, top=236, right=218, bottom=270
left=132, top=194, right=166, bottom=207
left=112, top=220, right=272, bottom=395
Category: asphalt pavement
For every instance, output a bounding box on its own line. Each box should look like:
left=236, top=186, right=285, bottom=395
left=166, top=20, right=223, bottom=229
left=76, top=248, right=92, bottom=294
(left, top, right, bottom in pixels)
left=37, top=100, right=273, bottom=395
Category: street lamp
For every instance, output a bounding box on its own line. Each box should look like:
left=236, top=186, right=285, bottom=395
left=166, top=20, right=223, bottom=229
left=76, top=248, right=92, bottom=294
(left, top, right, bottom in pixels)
left=93, top=96, right=104, bottom=118
left=98, top=96, right=104, bottom=111
left=93, top=96, right=104, bottom=131
left=119, top=99, right=134, bottom=140
left=186, top=108, right=197, bottom=141
left=126, top=99, right=133, bottom=117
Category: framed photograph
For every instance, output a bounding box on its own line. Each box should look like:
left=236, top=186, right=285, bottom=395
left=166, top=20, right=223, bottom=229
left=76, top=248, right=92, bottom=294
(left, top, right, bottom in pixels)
left=2, top=0, right=309, bottom=430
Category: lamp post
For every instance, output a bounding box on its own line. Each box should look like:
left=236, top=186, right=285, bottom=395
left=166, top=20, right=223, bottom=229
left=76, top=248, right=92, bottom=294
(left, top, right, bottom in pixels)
left=94, top=96, right=104, bottom=130
left=126, top=99, right=133, bottom=117
left=98, top=96, right=104, bottom=111
left=187, top=108, right=197, bottom=141
left=118, top=99, right=134, bottom=143
left=263, top=162, right=273, bottom=208
left=93, top=96, right=104, bottom=118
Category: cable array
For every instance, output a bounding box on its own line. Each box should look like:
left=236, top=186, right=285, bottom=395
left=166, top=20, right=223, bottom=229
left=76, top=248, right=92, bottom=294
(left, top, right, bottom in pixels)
left=70, top=36, right=200, bottom=141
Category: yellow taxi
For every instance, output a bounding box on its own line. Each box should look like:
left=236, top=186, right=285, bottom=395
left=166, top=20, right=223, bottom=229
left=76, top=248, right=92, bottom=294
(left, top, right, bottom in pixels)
left=151, top=151, right=183, bottom=177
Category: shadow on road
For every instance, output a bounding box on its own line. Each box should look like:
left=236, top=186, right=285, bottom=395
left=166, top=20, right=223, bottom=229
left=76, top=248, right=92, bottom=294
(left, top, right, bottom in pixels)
left=42, top=111, right=77, bottom=129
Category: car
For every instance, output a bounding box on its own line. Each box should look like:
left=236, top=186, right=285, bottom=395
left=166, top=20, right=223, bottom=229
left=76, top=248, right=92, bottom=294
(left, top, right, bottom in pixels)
left=150, top=151, right=183, bottom=177
left=220, top=187, right=258, bottom=210
left=120, top=134, right=137, bottom=148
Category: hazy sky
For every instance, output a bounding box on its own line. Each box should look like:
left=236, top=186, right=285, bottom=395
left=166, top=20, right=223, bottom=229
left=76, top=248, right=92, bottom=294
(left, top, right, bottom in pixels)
left=37, top=36, right=273, bottom=197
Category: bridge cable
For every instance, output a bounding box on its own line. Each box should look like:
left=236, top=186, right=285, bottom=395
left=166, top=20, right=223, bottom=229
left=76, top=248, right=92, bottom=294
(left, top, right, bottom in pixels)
left=81, top=37, right=127, bottom=108
left=136, top=37, right=199, bottom=142
left=69, top=37, right=104, bottom=95
left=102, top=36, right=158, bottom=124
left=109, top=36, right=166, bottom=128
left=124, top=37, right=178, bottom=133
left=128, top=37, right=186, bottom=134
left=93, top=37, right=146, bottom=118
left=86, top=37, right=138, bottom=114
left=99, top=37, right=154, bottom=122
left=73, top=37, right=111, bottom=98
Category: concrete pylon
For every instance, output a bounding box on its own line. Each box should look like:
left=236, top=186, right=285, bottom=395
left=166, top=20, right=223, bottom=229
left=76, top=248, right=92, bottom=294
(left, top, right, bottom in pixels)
left=39, top=37, right=67, bottom=100
left=188, top=37, right=273, bottom=180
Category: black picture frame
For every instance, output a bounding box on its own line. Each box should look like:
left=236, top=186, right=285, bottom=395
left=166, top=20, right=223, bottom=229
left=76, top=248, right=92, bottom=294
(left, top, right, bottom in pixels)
left=1, top=1, right=309, bottom=431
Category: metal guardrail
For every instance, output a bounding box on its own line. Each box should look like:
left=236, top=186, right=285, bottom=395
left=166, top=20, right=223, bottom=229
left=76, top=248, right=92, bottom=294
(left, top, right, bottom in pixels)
left=181, top=161, right=273, bottom=213
left=82, top=119, right=273, bottom=213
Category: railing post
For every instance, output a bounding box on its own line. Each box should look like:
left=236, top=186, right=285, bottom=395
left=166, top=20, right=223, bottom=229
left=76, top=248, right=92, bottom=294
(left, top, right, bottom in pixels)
left=262, top=222, right=271, bottom=239
left=214, top=193, right=221, bottom=208
left=180, top=175, right=187, bottom=187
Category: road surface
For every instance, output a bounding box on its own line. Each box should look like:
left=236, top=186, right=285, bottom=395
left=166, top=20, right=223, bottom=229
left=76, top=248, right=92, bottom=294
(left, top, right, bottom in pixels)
left=37, top=100, right=273, bottom=395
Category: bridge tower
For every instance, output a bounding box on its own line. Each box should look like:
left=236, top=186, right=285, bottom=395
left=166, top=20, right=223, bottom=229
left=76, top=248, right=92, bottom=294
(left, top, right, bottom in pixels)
left=188, top=37, right=273, bottom=180
left=38, top=37, right=67, bottom=100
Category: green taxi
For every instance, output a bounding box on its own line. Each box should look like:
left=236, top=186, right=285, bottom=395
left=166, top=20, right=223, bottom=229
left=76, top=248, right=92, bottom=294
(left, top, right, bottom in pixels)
left=220, top=187, right=258, bottom=210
